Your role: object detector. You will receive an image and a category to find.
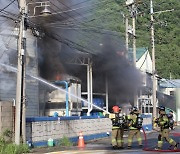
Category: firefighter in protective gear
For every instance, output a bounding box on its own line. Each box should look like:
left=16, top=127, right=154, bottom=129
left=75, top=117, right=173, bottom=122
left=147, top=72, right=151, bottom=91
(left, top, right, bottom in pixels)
left=127, top=107, right=143, bottom=149
left=155, top=106, right=178, bottom=150
left=110, top=106, right=125, bottom=149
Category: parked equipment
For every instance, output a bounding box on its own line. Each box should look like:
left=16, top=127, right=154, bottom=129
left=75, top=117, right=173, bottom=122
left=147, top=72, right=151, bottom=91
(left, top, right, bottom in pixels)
left=45, top=79, right=82, bottom=116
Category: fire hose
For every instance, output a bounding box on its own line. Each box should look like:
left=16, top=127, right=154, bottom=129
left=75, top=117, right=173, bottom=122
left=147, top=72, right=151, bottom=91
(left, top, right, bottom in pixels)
left=142, top=127, right=180, bottom=152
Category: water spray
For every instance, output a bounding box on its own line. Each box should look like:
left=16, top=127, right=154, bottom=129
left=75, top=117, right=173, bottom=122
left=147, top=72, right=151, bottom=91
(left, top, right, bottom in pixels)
left=0, top=63, right=110, bottom=115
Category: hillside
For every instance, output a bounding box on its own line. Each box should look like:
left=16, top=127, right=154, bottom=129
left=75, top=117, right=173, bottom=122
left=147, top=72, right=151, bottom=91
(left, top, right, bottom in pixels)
left=80, top=0, right=180, bottom=79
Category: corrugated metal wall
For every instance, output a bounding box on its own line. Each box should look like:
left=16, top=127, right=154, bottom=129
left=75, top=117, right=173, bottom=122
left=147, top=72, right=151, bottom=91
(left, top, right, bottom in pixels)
left=0, top=16, right=40, bottom=117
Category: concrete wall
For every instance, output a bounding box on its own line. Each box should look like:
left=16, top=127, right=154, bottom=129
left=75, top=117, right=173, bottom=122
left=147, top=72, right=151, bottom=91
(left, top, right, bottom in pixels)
left=0, top=101, right=14, bottom=134
left=25, top=29, right=39, bottom=117
left=26, top=116, right=112, bottom=147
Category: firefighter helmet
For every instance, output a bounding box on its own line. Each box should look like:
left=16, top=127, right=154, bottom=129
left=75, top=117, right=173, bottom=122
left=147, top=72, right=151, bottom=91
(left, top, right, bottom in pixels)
left=158, top=106, right=165, bottom=111
left=132, top=106, right=138, bottom=112
left=112, top=106, right=120, bottom=113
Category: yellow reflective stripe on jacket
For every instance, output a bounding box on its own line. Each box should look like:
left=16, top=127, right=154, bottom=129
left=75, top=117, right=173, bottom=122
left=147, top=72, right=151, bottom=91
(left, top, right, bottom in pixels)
left=112, top=139, right=116, bottom=143
left=159, top=115, right=168, bottom=126
left=128, top=139, right=132, bottom=143
left=109, top=113, right=116, bottom=119
left=169, top=138, right=174, bottom=144
left=128, top=114, right=137, bottom=129
left=112, top=126, right=119, bottom=129
left=129, top=126, right=137, bottom=130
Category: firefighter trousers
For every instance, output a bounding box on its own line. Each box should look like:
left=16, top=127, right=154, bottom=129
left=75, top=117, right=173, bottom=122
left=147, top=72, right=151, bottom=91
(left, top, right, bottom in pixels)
left=158, top=129, right=176, bottom=149
left=128, top=129, right=142, bottom=147
left=111, top=128, right=124, bottom=147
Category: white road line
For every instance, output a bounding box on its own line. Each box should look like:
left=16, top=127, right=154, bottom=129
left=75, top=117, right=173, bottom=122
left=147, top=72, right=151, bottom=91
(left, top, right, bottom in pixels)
left=45, top=150, right=113, bottom=154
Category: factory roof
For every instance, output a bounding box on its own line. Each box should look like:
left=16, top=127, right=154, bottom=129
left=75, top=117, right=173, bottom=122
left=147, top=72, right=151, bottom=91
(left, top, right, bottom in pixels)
left=159, top=79, right=180, bottom=88
left=128, top=47, right=148, bottom=62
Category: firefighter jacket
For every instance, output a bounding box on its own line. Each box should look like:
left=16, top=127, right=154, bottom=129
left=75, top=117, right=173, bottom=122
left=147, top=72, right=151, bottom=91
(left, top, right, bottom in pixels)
left=109, top=113, right=126, bottom=129
left=127, top=113, right=143, bottom=130
left=156, top=114, right=170, bottom=130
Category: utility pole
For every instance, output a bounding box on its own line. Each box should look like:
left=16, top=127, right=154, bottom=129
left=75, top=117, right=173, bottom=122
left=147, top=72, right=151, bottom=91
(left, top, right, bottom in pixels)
left=150, top=0, right=157, bottom=119
left=126, top=0, right=138, bottom=107
left=132, top=4, right=136, bottom=68
left=125, top=16, right=129, bottom=59
left=15, top=0, right=26, bottom=145
left=131, top=3, right=138, bottom=108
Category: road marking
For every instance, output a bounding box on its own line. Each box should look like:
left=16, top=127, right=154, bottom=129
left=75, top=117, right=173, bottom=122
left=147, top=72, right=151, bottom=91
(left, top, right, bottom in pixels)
left=45, top=150, right=115, bottom=154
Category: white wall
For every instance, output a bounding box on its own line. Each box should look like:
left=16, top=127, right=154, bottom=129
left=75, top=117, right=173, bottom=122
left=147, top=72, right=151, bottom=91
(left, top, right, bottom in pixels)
left=136, top=51, right=152, bottom=74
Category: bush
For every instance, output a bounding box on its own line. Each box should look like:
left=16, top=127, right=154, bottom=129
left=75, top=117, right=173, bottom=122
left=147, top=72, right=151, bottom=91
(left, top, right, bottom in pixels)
left=59, top=136, right=73, bottom=147
left=0, top=143, right=29, bottom=154
left=0, top=129, right=29, bottom=154
left=2, top=129, right=13, bottom=143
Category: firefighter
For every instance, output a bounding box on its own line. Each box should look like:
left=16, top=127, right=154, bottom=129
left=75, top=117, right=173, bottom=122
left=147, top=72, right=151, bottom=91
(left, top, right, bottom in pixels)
left=168, top=110, right=174, bottom=130
left=127, top=106, right=143, bottom=149
left=155, top=106, right=178, bottom=150
left=117, top=107, right=126, bottom=149
left=110, top=106, right=125, bottom=149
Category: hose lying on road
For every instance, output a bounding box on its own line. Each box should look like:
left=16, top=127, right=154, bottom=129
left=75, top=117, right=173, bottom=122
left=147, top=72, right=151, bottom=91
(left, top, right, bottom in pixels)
left=142, top=128, right=180, bottom=152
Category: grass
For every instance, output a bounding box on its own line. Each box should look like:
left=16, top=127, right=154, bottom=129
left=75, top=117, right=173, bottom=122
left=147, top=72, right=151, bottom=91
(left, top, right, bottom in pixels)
left=59, top=136, right=73, bottom=147
left=0, top=129, right=29, bottom=154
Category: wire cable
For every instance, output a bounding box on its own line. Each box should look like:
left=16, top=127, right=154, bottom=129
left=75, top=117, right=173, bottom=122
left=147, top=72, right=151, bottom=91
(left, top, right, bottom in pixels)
left=29, top=0, right=110, bottom=18
left=46, top=1, right=106, bottom=51
left=0, top=0, right=16, bottom=13
left=0, top=22, right=18, bottom=60
left=139, top=49, right=149, bottom=69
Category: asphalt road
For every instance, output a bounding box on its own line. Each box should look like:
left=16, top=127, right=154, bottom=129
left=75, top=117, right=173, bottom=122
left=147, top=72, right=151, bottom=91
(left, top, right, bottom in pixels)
left=31, top=126, right=180, bottom=154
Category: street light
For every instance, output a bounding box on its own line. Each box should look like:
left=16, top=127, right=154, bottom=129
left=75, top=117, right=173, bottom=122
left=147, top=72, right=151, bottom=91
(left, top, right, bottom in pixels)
left=15, top=0, right=51, bottom=145
left=26, top=1, right=51, bottom=17
left=40, top=5, right=51, bottom=15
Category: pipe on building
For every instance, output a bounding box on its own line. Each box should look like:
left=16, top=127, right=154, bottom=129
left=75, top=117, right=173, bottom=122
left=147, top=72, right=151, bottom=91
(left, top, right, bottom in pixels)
left=87, top=58, right=90, bottom=116
left=90, top=62, right=93, bottom=113
left=87, top=59, right=93, bottom=116
left=105, top=75, right=109, bottom=112
left=56, top=81, right=69, bottom=116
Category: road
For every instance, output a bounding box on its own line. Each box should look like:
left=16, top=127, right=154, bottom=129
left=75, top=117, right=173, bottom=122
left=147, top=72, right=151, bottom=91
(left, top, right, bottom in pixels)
left=31, top=126, right=180, bottom=154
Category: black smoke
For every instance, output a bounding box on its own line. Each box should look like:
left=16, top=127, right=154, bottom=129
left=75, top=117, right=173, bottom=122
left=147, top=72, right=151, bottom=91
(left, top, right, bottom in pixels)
left=36, top=0, right=143, bottom=106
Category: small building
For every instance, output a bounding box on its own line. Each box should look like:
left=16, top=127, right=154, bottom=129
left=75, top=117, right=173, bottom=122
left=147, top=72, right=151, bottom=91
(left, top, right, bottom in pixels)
left=159, top=79, right=180, bottom=96
left=158, top=79, right=180, bottom=120
left=129, top=47, right=154, bottom=113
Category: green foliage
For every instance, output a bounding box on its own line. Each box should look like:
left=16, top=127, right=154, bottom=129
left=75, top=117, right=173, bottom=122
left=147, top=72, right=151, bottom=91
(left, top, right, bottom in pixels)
left=2, top=129, right=13, bottom=143
left=59, top=136, right=73, bottom=147
left=87, top=0, right=180, bottom=78
left=0, top=129, right=29, bottom=154
left=1, top=143, right=29, bottom=154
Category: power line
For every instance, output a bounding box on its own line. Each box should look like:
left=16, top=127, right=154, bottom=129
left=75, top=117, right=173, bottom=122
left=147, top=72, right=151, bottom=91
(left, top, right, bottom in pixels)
left=0, top=10, right=19, bottom=18
left=53, top=0, right=123, bottom=46
left=44, top=6, right=121, bottom=29
left=45, top=30, right=94, bottom=55
left=0, top=22, right=18, bottom=60
left=69, top=0, right=91, bottom=8
left=0, top=0, right=16, bottom=13
left=139, top=49, right=149, bottom=69
left=46, top=1, right=108, bottom=51
left=44, top=24, right=122, bottom=38
left=30, top=0, right=110, bottom=18
left=54, top=0, right=114, bottom=26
